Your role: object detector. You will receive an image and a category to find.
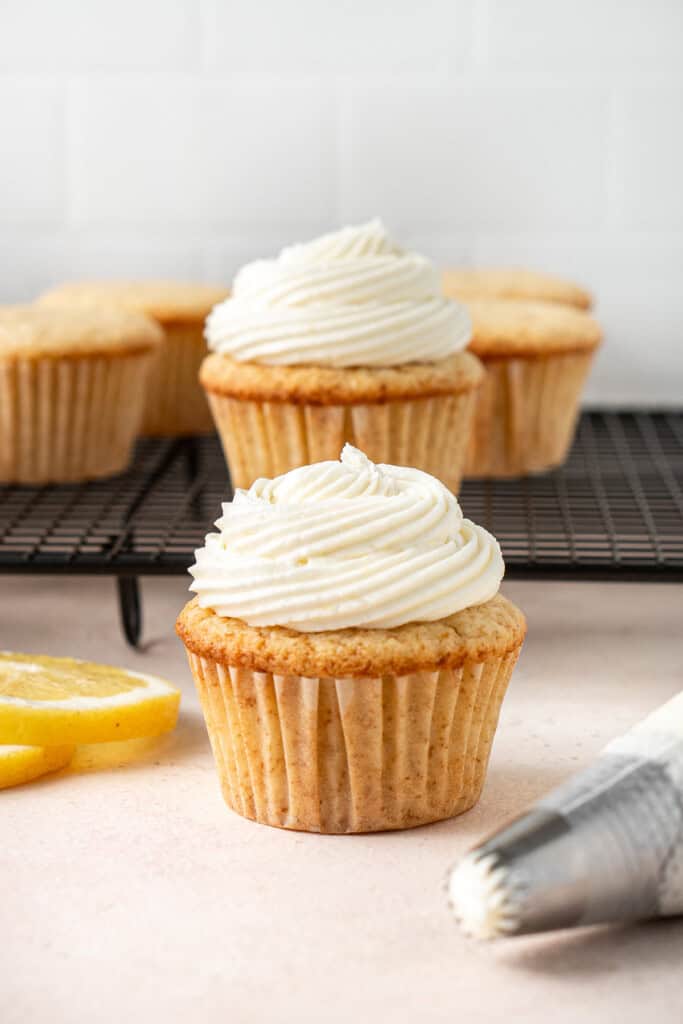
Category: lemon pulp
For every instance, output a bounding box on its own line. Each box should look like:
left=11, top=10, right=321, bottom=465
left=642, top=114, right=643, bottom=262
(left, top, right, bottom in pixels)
left=0, top=652, right=181, bottom=745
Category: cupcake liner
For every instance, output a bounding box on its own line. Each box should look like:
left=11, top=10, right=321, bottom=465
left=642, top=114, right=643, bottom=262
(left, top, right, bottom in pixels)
left=466, top=351, right=595, bottom=478
left=207, top=390, right=478, bottom=494
left=185, top=645, right=520, bottom=833
left=0, top=353, right=152, bottom=484
left=142, top=322, right=214, bottom=436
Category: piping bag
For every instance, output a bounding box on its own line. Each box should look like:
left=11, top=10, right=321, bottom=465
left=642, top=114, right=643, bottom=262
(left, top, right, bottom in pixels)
left=447, top=690, right=683, bottom=939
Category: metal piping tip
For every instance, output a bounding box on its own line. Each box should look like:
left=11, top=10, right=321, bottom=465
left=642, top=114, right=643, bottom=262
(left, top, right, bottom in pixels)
left=447, top=851, right=518, bottom=940
left=448, top=692, right=683, bottom=939
left=446, top=734, right=683, bottom=938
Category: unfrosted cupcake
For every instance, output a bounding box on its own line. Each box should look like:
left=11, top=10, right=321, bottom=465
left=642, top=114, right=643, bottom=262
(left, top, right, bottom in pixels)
left=0, top=305, right=161, bottom=483
left=39, top=280, right=229, bottom=436
left=201, top=220, right=483, bottom=494
left=443, top=268, right=592, bottom=310
left=176, top=445, right=525, bottom=834
left=465, top=299, right=602, bottom=478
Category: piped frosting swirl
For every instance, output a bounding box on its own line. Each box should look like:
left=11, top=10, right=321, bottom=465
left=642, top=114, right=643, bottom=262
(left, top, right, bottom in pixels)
left=205, top=219, right=471, bottom=367
left=189, top=445, right=503, bottom=632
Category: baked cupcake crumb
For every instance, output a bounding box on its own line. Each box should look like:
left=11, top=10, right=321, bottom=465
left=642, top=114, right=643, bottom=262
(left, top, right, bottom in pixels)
left=201, top=350, right=484, bottom=405
left=177, top=594, right=526, bottom=678
left=443, top=268, right=592, bottom=311
left=466, top=299, right=602, bottom=360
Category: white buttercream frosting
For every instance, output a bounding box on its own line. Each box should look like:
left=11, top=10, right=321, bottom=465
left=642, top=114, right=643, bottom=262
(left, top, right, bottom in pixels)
left=205, top=219, right=471, bottom=367
left=189, top=445, right=503, bottom=632
left=448, top=852, right=519, bottom=940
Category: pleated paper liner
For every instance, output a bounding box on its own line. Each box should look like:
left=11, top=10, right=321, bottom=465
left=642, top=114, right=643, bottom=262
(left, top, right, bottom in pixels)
left=185, top=646, right=521, bottom=833
left=207, top=390, right=478, bottom=495
left=465, top=351, right=596, bottom=478
left=0, top=352, right=153, bottom=484
left=141, top=322, right=214, bottom=436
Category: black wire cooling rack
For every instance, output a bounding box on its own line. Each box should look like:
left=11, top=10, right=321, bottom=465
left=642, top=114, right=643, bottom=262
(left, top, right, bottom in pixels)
left=1, top=410, right=681, bottom=646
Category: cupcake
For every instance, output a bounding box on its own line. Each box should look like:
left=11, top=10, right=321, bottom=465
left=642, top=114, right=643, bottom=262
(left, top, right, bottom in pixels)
left=464, top=299, right=602, bottom=478
left=443, top=268, right=592, bottom=310
left=39, top=281, right=229, bottom=436
left=200, top=220, right=483, bottom=494
left=176, top=445, right=525, bottom=833
left=0, top=305, right=161, bottom=483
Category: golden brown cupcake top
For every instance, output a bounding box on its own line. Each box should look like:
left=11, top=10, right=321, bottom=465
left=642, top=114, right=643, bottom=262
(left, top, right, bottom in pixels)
left=0, top=305, right=163, bottom=360
left=176, top=593, right=525, bottom=678
left=38, top=280, right=230, bottom=325
left=466, top=299, right=602, bottom=360
left=442, top=268, right=592, bottom=311
left=200, top=349, right=484, bottom=405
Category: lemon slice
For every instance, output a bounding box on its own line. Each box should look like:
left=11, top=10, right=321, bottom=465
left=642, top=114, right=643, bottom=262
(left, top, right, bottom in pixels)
left=0, top=743, right=75, bottom=790
left=0, top=652, right=181, bottom=746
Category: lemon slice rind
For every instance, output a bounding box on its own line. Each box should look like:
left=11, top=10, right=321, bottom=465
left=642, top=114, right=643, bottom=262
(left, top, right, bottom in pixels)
left=0, top=654, right=181, bottom=746
left=0, top=744, right=75, bottom=790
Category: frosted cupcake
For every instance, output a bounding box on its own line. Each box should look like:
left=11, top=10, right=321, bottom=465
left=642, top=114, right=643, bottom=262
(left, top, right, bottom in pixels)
left=0, top=305, right=161, bottom=483
left=200, top=220, right=483, bottom=494
left=464, top=299, right=602, bottom=478
left=176, top=445, right=525, bottom=833
left=39, top=280, right=229, bottom=436
left=443, top=268, right=592, bottom=311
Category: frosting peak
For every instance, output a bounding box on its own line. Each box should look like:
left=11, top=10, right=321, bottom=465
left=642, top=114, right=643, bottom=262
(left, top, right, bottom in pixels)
left=279, top=218, right=401, bottom=266
left=205, top=221, right=471, bottom=368
left=189, top=446, right=504, bottom=632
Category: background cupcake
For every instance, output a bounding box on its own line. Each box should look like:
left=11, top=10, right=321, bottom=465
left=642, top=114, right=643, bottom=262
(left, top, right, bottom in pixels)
left=442, top=268, right=592, bottom=311
left=39, top=280, right=229, bottom=436
left=200, top=220, right=483, bottom=494
left=177, top=445, right=526, bottom=834
left=464, top=298, right=602, bottom=478
left=0, top=305, right=161, bottom=483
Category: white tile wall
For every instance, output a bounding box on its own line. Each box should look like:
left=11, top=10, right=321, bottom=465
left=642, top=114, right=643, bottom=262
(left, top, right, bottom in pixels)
left=343, top=85, right=609, bottom=231
left=488, top=0, right=683, bottom=71
left=0, top=235, right=206, bottom=302
left=0, top=0, right=200, bottom=71
left=70, top=79, right=336, bottom=228
left=1, top=0, right=682, bottom=404
left=205, top=0, right=470, bottom=74
left=0, top=81, right=66, bottom=225
left=613, top=87, right=683, bottom=229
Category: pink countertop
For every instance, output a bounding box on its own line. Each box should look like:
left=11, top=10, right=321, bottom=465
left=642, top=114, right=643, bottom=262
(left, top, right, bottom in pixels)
left=4, top=576, right=683, bottom=1023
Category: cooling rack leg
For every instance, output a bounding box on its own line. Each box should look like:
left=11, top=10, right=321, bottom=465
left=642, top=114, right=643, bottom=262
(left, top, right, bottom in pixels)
left=117, top=575, right=142, bottom=648
left=183, top=436, right=203, bottom=518
left=184, top=436, right=200, bottom=481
